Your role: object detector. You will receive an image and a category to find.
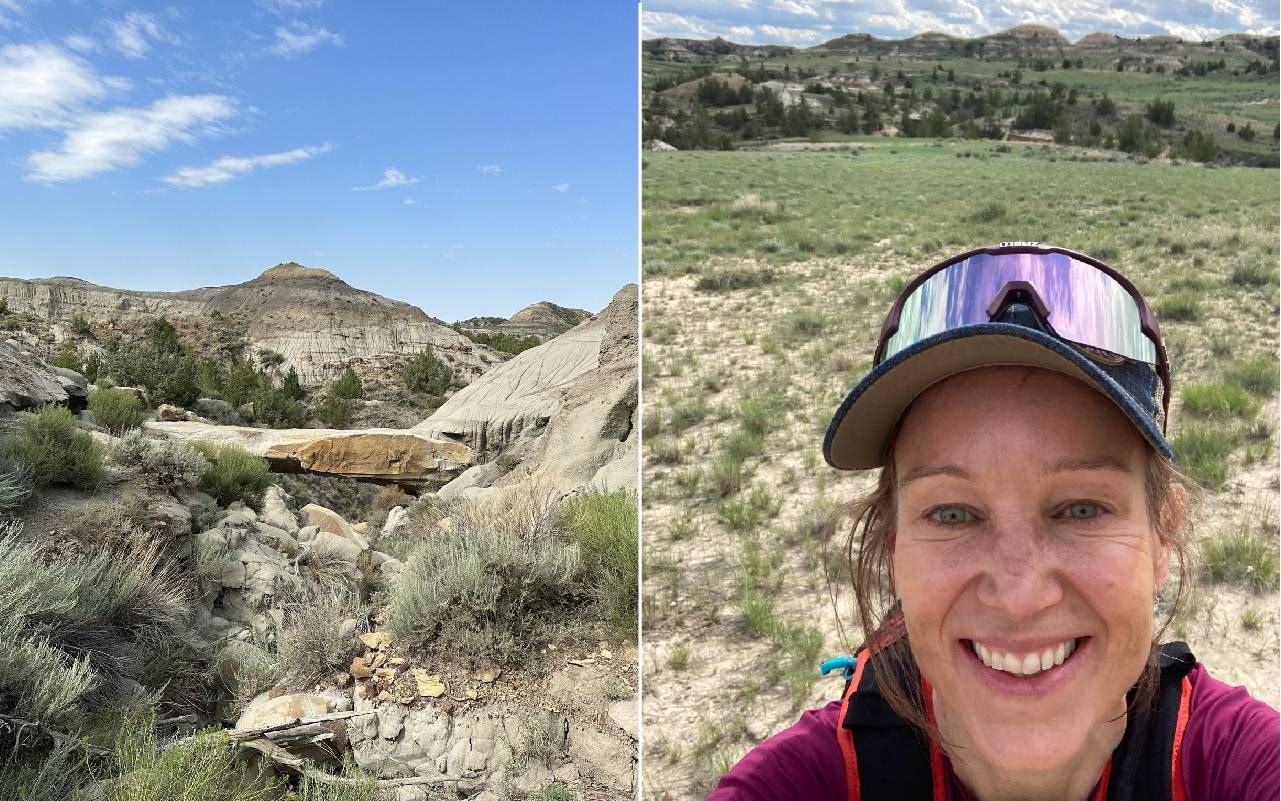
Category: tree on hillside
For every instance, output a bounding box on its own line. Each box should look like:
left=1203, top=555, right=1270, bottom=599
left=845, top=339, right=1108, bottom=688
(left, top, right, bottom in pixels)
left=332, top=366, right=364, bottom=400
left=404, top=348, right=453, bottom=396
left=1145, top=99, right=1176, bottom=127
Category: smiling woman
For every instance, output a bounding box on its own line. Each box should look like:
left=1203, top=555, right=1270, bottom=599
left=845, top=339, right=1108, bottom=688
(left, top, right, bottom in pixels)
left=707, top=245, right=1280, bottom=801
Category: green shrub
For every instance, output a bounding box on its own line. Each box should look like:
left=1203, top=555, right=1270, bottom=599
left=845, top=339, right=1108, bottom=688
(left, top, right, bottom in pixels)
left=403, top=348, right=453, bottom=395
left=197, top=444, right=272, bottom=508
left=695, top=266, right=776, bottom=292
left=107, top=344, right=199, bottom=407
left=1223, top=354, right=1278, bottom=397
left=252, top=385, right=306, bottom=429
left=1229, top=259, right=1274, bottom=288
left=50, top=343, right=82, bottom=371
left=565, top=490, right=637, bottom=632
left=450, top=326, right=543, bottom=356
left=103, top=713, right=278, bottom=801
left=967, top=202, right=1006, bottom=223
left=0, top=523, right=192, bottom=728
left=109, top=432, right=209, bottom=487
left=0, top=449, right=33, bottom=512
left=331, top=367, right=364, bottom=400
left=1157, top=292, right=1201, bottom=322
left=1202, top=529, right=1279, bottom=589
left=1171, top=423, right=1241, bottom=490
left=316, top=394, right=351, bottom=427
left=0, top=741, right=86, bottom=800
left=5, top=404, right=105, bottom=489
left=89, top=387, right=145, bottom=434
left=283, top=366, right=304, bottom=400
left=1181, top=381, right=1259, bottom=420
left=275, top=587, right=366, bottom=691
left=386, top=490, right=584, bottom=666
left=786, top=309, right=825, bottom=338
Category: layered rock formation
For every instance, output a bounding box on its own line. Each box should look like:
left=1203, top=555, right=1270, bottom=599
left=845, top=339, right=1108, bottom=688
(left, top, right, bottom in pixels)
left=430, top=285, right=638, bottom=499
left=145, top=422, right=471, bottom=486
left=0, top=338, right=88, bottom=413
left=0, top=263, right=502, bottom=386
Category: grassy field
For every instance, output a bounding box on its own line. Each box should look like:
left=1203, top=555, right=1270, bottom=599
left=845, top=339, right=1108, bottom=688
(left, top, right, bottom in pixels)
left=641, top=143, right=1279, bottom=799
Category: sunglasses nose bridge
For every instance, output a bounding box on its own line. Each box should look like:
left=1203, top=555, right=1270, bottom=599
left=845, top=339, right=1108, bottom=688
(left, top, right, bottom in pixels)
left=984, top=279, right=1052, bottom=324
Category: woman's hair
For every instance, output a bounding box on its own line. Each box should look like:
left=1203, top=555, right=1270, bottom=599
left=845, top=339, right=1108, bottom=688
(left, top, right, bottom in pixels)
left=825, top=439, right=1197, bottom=737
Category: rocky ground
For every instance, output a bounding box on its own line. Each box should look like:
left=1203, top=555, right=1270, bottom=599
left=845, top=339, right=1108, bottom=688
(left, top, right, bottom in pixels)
left=0, top=278, right=639, bottom=800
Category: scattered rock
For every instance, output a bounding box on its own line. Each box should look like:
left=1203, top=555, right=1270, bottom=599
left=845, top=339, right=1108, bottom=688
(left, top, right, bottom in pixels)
left=156, top=403, right=188, bottom=422
left=350, top=656, right=374, bottom=680
left=192, top=397, right=240, bottom=425
left=360, top=631, right=390, bottom=650
left=261, top=485, right=300, bottom=533
left=381, top=505, right=408, bottom=537
left=235, top=693, right=331, bottom=731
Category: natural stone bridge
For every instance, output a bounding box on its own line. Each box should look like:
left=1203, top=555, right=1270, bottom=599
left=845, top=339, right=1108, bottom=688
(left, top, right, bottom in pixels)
left=145, top=422, right=471, bottom=487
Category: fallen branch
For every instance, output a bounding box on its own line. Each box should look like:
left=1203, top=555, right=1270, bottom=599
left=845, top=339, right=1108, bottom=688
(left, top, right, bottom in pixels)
left=301, top=769, right=464, bottom=788
left=0, top=713, right=113, bottom=758
left=226, top=709, right=373, bottom=744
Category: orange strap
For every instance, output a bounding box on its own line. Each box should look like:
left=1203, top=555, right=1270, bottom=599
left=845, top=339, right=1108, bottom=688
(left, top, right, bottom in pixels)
left=920, top=675, right=947, bottom=801
left=838, top=656, right=868, bottom=801
left=1170, top=674, right=1193, bottom=801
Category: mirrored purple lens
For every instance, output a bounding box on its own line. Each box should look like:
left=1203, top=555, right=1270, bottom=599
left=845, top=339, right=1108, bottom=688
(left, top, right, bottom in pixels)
left=883, top=252, right=1158, bottom=364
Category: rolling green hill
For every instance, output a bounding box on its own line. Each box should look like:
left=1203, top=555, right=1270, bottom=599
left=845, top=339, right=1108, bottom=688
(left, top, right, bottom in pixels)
left=643, top=24, right=1279, bottom=167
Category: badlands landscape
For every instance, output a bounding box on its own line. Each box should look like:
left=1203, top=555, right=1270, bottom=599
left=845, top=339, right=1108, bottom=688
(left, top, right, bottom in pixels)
left=0, top=263, right=638, bottom=801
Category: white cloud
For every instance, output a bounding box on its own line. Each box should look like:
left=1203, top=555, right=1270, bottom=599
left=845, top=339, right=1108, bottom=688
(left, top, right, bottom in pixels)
left=62, top=34, right=97, bottom=53
left=0, top=0, right=26, bottom=27
left=772, top=0, right=820, bottom=17
left=642, top=10, right=716, bottom=38
left=260, top=0, right=326, bottom=13
left=269, top=21, right=343, bottom=57
left=160, top=142, right=331, bottom=188
left=0, top=43, right=114, bottom=131
left=552, top=183, right=569, bottom=192
left=353, top=167, right=420, bottom=191
left=477, top=164, right=502, bottom=175
left=403, top=197, right=417, bottom=205
left=110, top=12, right=177, bottom=59
left=641, top=0, right=1278, bottom=43
left=758, top=23, right=826, bottom=42
left=25, top=93, right=237, bottom=183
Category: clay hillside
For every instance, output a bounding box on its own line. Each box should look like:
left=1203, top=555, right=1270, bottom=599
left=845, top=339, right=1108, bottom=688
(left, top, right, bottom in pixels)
left=0, top=262, right=501, bottom=387
left=643, top=24, right=1279, bottom=167
left=0, top=267, right=639, bottom=799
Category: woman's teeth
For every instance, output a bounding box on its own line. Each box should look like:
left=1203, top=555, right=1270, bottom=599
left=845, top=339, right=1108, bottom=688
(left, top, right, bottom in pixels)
left=972, top=639, right=1077, bottom=677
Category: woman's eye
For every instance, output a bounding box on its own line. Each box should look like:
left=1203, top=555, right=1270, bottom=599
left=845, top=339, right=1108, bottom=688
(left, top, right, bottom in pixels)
left=929, top=506, right=972, bottom=525
left=1062, top=502, right=1102, bottom=520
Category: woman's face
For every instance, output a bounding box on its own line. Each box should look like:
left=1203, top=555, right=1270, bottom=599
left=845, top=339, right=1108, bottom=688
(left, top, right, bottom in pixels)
left=891, top=366, right=1170, bottom=773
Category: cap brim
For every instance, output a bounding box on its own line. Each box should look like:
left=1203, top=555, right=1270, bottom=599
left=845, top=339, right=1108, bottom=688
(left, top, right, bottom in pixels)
left=823, top=322, right=1173, bottom=470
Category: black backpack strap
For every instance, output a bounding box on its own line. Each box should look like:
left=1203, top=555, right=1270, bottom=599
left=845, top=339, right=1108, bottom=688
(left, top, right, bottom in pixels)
left=1106, top=641, right=1198, bottom=801
left=838, top=646, right=935, bottom=800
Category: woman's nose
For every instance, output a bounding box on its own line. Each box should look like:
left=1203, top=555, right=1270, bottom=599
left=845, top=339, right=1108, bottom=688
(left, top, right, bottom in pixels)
left=973, top=517, right=1065, bottom=621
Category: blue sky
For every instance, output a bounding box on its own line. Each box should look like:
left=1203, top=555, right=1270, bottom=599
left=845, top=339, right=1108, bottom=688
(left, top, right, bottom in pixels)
left=0, top=2, right=638, bottom=321
left=643, top=0, right=1279, bottom=45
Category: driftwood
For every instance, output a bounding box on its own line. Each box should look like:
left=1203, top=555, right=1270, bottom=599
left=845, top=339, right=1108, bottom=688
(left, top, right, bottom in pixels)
left=301, top=769, right=464, bottom=788
left=0, top=712, right=113, bottom=757
left=227, top=709, right=372, bottom=744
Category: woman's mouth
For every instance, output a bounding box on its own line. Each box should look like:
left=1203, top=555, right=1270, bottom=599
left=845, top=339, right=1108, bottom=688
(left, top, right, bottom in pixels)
left=959, top=637, right=1090, bottom=695
left=970, top=638, right=1079, bottom=677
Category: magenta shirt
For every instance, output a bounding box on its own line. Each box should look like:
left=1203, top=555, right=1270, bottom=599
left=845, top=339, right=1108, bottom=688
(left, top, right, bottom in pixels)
left=708, top=663, right=1280, bottom=801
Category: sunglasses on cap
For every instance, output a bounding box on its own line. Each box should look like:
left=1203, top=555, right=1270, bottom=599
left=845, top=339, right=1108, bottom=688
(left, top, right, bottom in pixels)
left=874, top=242, right=1171, bottom=429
